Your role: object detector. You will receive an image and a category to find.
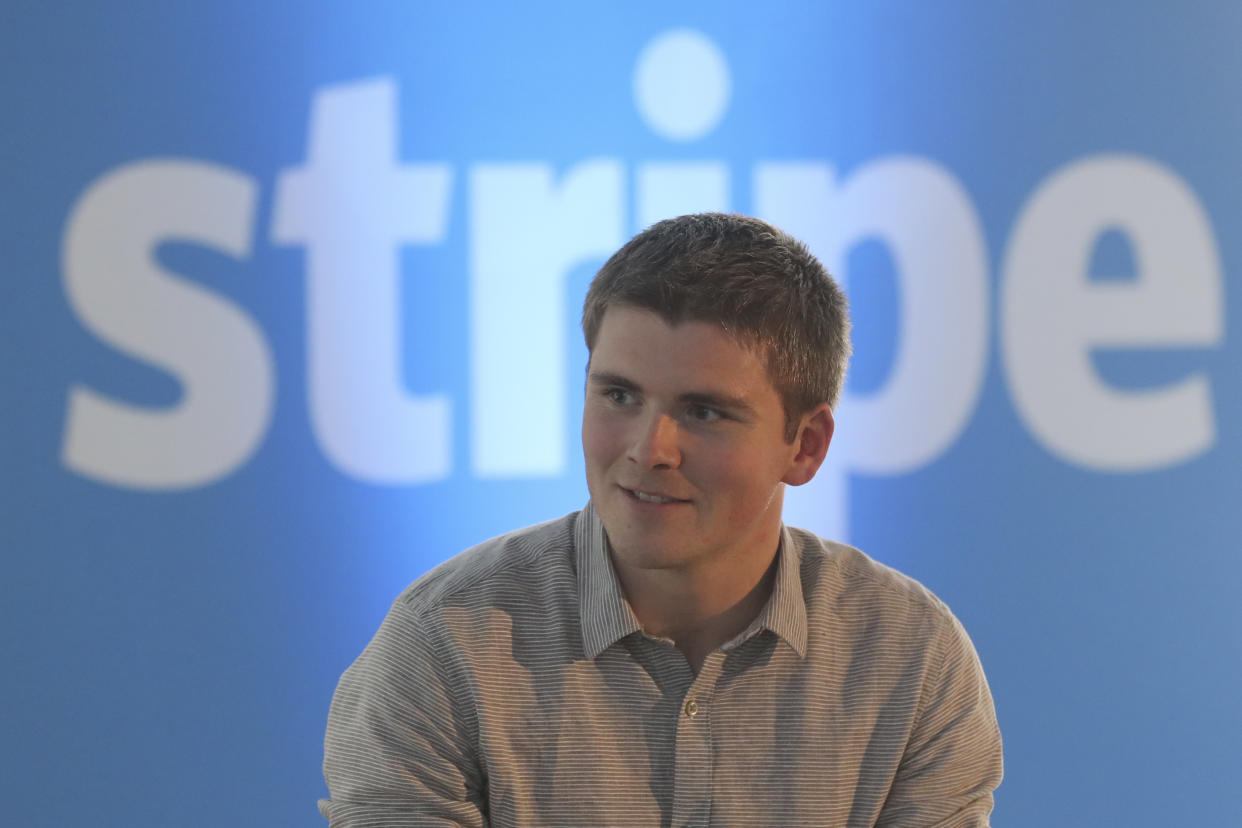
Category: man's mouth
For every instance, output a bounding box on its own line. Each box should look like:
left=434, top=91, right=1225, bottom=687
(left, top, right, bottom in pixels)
left=623, top=487, right=687, bottom=505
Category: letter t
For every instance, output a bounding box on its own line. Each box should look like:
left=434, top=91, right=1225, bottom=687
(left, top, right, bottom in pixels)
left=273, top=77, right=453, bottom=482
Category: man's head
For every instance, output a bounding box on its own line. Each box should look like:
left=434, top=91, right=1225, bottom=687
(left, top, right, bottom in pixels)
left=582, top=213, right=851, bottom=441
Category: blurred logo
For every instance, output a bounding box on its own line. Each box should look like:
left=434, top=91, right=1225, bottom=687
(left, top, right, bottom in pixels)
left=58, top=30, right=1223, bottom=538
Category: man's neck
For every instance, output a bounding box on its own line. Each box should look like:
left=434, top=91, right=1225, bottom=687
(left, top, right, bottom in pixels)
left=612, top=540, right=781, bottom=673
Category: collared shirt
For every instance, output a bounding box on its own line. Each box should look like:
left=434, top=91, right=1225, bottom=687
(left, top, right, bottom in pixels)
left=320, top=505, right=1003, bottom=827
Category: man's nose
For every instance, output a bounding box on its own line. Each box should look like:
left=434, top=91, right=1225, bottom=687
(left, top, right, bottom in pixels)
left=627, top=413, right=681, bottom=469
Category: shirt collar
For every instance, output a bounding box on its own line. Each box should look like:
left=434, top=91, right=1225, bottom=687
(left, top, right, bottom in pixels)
left=577, top=502, right=643, bottom=659
left=751, top=525, right=809, bottom=658
left=576, top=503, right=809, bottom=661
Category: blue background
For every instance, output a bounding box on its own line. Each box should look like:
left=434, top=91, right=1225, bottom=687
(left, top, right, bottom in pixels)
left=3, top=3, right=1240, bottom=825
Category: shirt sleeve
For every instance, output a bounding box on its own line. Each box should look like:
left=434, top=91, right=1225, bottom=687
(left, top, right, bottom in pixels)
left=318, top=600, right=487, bottom=827
left=875, top=610, right=1004, bottom=828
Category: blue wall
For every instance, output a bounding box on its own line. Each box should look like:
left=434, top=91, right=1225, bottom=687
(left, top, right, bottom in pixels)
left=4, top=3, right=1240, bottom=825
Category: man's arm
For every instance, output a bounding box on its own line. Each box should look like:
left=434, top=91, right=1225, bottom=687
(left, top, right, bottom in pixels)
left=319, top=600, right=487, bottom=827
left=876, top=611, right=1004, bottom=828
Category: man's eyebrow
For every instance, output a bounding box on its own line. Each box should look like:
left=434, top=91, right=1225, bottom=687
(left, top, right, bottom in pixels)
left=587, top=370, right=638, bottom=389
left=681, top=391, right=757, bottom=417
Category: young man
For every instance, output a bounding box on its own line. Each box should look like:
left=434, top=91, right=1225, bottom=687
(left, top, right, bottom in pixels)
left=320, top=214, right=1003, bottom=827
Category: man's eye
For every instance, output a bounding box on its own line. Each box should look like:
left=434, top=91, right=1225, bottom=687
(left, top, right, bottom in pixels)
left=687, top=405, right=723, bottom=423
left=604, top=388, right=633, bottom=405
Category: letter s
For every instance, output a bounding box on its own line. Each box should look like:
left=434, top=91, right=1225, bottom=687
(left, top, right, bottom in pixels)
left=61, top=160, right=273, bottom=490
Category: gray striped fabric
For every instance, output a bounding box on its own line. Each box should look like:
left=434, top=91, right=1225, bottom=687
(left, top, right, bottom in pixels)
left=320, top=504, right=1002, bottom=827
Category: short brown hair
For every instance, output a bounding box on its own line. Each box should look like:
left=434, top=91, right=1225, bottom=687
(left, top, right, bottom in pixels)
left=582, top=213, right=851, bottom=441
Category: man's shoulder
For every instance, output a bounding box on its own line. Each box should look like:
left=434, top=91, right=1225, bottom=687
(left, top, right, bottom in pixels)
left=394, top=510, right=581, bottom=616
left=789, top=526, right=960, bottom=632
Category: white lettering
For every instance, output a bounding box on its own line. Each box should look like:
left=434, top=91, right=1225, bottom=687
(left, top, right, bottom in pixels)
left=1001, top=155, right=1223, bottom=470
left=468, top=160, right=624, bottom=476
left=61, top=160, right=271, bottom=489
left=756, top=159, right=989, bottom=538
left=57, top=75, right=1228, bottom=498
left=272, top=77, right=453, bottom=483
left=636, top=162, right=729, bottom=228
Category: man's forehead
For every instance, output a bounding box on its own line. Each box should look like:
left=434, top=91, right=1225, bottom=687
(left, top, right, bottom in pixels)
left=589, top=307, right=779, bottom=397
left=594, top=304, right=775, bottom=371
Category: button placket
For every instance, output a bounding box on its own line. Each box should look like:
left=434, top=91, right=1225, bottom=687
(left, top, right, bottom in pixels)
left=670, top=652, right=724, bottom=827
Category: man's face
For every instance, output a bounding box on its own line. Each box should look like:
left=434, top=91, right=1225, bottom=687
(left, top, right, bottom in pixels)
left=582, top=306, right=809, bottom=575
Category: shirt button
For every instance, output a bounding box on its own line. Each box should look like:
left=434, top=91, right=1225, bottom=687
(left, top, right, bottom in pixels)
left=684, top=698, right=699, bottom=718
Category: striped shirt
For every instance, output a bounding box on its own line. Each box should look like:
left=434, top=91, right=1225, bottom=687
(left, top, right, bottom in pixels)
left=320, top=504, right=1003, bottom=827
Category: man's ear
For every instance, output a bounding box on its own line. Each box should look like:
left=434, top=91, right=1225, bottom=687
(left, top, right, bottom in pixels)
left=781, top=403, right=834, bottom=487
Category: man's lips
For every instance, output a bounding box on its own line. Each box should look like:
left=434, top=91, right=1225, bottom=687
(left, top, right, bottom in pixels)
left=620, top=485, right=691, bottom=505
